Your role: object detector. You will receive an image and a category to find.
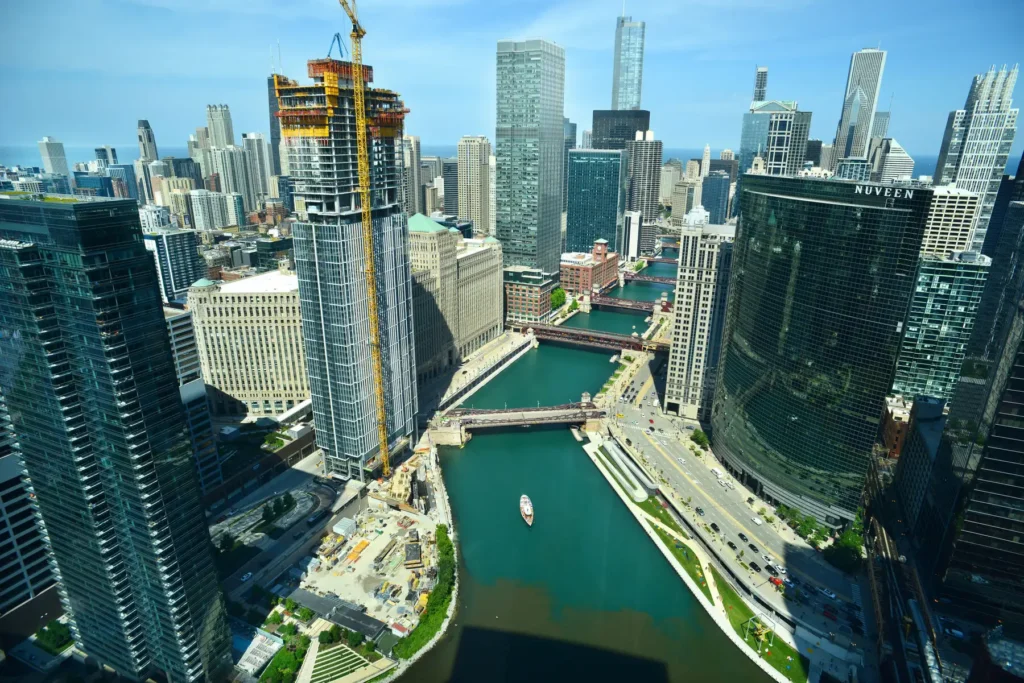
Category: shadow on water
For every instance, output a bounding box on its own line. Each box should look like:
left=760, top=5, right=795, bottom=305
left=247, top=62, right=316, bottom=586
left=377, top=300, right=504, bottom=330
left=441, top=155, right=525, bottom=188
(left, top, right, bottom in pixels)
left=447, top=626, right=670, bottom=683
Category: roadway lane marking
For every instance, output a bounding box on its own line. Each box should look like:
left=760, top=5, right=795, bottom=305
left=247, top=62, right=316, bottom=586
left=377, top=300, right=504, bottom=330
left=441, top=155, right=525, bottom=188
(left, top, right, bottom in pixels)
left=634, top=374, right=655, bottom=408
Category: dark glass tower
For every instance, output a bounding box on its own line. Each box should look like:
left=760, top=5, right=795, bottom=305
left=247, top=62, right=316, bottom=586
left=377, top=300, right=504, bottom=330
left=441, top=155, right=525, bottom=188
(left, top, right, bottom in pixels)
left=591, top=109, right=650, bottom=150
left=711, top=176, right=930, bottom=524
left=0, top=194, right=229, bottom=681
left=268, top=75, right=282, bottom=176
left=565, top=149, right=626, bottom=253
left=701, top=171, right=730, bottom=224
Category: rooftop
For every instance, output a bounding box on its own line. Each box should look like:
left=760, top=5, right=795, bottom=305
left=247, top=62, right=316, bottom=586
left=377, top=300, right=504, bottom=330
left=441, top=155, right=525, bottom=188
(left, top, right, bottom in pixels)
left=163, top=307, right=190, bottom=320
left=216, top=270, right=298, bottom=294
left=408, top=213, right=446, bottom=233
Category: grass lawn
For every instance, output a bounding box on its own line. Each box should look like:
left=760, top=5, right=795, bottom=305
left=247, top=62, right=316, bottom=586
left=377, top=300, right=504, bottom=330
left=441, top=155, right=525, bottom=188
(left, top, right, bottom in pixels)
left=708, top=566, right=810, bottom=683
left=636, top=496, right=687, bottom=537
left=651, top=526, right=713, bottom=603
left=310, top=643, right=367, bottom=683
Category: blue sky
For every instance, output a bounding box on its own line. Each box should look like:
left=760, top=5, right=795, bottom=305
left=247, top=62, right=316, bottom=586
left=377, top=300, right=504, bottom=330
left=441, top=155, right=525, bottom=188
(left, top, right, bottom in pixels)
left=1, top=0, right=1022, bottom=165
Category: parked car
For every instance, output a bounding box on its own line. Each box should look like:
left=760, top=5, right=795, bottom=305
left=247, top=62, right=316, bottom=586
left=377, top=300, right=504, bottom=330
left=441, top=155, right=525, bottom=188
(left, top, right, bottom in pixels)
left=749, top=562, right=761, bottom=573
left=747, top=497, right=756, bottom=505
left=696, top=507, right=706, bottom=516
left=727, top=541, right=737, bottom=550
left=726, top=481, right=736, bottom=490
left=783, top=578, right=795, bottom=588
left=823, top=611, right=837, bottom=622
left=718, top=479, right=727, bottom=488
left=819, top=587, right=837, bottom=600
left=240, top=572, right=253, bottom=582
left=710, top=523, right=721, bottom=532
left=762, top=554, right=773, bottom=564
left=738, top=533, right=749, bottom=542
left=751, top=516, right=764, bottom=526
left=765, top=565, right=779, bottom=577
left=748, top=543, right=759, bottom=552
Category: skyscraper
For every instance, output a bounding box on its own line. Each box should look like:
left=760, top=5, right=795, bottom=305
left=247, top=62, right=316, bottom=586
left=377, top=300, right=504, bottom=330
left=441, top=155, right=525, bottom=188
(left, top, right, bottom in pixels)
left=189, top=189, right=232, bottom=230
left=563, top=118, right=577, bottom=211
left=592, top=109, right=650, bottom=150
left=611, top=15, right=645, bottom=110
left=701, top=144, right=711, bottom=178
left=831, top=48, right=886, bottom=165
left=565, top=149, right=627, bottom=253
left=206, top=104, right=235, bottom=148
left=582, top=129, right=592, bottom=149
left=457, top=136, right=491, bottom=235
left=209, top=146, right=257, bottom=212
left=701, top=171, right=730, bottom=224
left=872, top=110, right=891, bottom=139
left=402, top=135, right=422, bottom=217
left=107, top=164, right=139, bottom=201
left=442, top=159, right=459, bottom=216
left=626, top=130, right=662, bottom=231
left=496, top=39, right=566, bottom=274
left=95, top=145, right=118, bottom=165
left=0, top=193, right=229, bottom=680
left=735, top=100, right=811, bottom=214
left=143, top=228, right=207, bottom=304
left=712, top=176, right=931, bottom=524
left=753, top=66, right=768, bottom=102
left=868, top=138, right=914, bottom=181
left=278, top=56, right=417, bottom=481
left=919, top=185, right=982, bottom=257
left=137, top=120, right=158, bottom=161
left=268, top=75, right=283, bottom=175
left=934, top=65, right=1019, bottom=252
left=37, top=136, right=68, bottom=177
left=242, top=132, right=273, bottom=203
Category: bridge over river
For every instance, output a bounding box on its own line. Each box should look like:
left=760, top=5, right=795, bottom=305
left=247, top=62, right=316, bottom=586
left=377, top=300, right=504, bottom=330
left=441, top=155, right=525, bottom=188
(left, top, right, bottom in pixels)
left=623, top=271, right=675, bottom=285
left=506, top=323, right=670, bottom=353
left=447, top=402, right=605, bottom=428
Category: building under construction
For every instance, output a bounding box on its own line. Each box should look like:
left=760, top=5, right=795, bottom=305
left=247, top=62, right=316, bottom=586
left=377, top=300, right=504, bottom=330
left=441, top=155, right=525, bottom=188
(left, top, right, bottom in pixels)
left=276, top=57, right=418, bottom=481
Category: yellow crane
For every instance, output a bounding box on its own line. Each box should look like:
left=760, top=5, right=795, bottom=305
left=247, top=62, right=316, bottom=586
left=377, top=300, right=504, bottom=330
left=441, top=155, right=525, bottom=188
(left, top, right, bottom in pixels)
left=337, top=0, right=392, bottom=478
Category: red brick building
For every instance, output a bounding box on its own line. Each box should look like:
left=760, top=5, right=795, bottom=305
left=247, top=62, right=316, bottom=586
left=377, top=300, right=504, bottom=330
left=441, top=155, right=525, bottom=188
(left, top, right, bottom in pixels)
left=559, top=239, right=619, bottom=295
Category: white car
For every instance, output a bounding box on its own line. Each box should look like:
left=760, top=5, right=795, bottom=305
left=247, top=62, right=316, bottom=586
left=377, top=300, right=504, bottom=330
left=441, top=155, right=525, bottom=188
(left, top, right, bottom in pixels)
left=751, top=516, right=764, bottom=526
left=762, top=554, right=773, bottom=564
left=773, top=564, right=787, bottom=575
left=241, top=572, right=253, bottom=582
left=819, top=587, right=837, bottom=600
left=726, top=481, right=736, bottom=490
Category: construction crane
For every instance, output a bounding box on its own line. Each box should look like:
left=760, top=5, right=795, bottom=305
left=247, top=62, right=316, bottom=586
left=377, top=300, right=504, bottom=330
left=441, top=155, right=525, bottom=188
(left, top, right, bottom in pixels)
left=337, top=0, right=392, bottom=478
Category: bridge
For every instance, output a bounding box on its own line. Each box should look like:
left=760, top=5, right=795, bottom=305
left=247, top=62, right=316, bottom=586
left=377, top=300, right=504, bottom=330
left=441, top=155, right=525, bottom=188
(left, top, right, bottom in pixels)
left=507, top=323, right=670, bottom=353
left=645, top=257, right=677, bottom=265
left=623, top=272, right=675, bottom=285
left=589, top=295, right=655, bottom=313
left=447, top=402, right=605, bottom=428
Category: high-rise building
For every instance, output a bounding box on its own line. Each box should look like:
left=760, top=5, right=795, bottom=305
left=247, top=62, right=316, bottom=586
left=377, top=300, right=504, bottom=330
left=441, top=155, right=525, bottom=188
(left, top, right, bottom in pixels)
left=920, top=186, right=982, bottom=257
left=37, top=136, right=68, bottom=177
left=970, top=201, right=1024, bottom=363
left=753, top=66, right=768, bottom=102
left=152, top=176, right=194, bottom=207
left=935, top=65, right=1019, bottom=252
left=278, top=56, right=417, bottom=481
left=626, top=130, right=662, bottom=233
left=107, top=164, right=139, bottom=201
left=701, top=171, right=730, bottom=224
left=565, top=149, right=627, bottom=253
left=868, top=137, right=914, bottom=181
left=720, top=149, right=735, bottom=161
left=660, top=162, right=682, bottom=204
left=488, top=154, right=496, bottom=234
left=72, top=172, right=115, bottom=198
left=206, top=104, right=235, bottom=148
left=241, top=133, right=273, bottom=202
left=872, top=110, right=891, bottom=139
left=442, top=159, right=458, bottom=216
left=563, top=118, right=576, bottom=211
left=268, top=75, right=283, bottom=175
left=701, top=144, right=711, bottom=178
left=402, top=135, right=422, bottom=217
left=271, top=175, right=295, bottom=212
left=582, top=129, right=592, bottom=148
left=0, top=193, right=229, bottom=680
left=139, top=204, right=171, bottom=230
left=137, top=120, right=158, bottom=161
left=611, top=15, right=645, bottom=110
left=209, top=146, right=257, bottom=212
left=163, top=308, right=223, bottom=494
left=143, top=228, right=206, bottom=304
left=831, top=48, right=887, bottom=165
left=188, top=272, right=309, bottom=417
left=496, top=39, right=566, bottom=275
left=670, top=178, right=702, bottom=226
left=621, top=210, right=643, bottom=261
left=984, top=151, right=1024, bottom=256
left=420, top=156, right=442, bottom=183
left=95, top=145, right=118, bottom=165
left=712, top=176, right=931, bottom=524
left=503, top=266, right=555, bottom=323
left=165, top=156, right=204, bottom=188
left=592, top=109, right=650, bottom=150
left=804, top=139, right=823, bottom=166
left=892, top=251, right=989, bottom=401
left=189, top=189, right=232, bottom=230
left=735, top=99, right=811, bottom=213
left=691, top=157, right=739, bottom=184
left=458, top=136, right=491, bottom=234
left=665, top=210, right=734, bottom=420
left=226, top=193, right=245, bottom=227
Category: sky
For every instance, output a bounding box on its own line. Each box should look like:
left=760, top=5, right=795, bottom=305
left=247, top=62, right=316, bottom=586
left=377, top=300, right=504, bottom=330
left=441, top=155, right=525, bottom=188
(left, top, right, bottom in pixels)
left=1, top=0, right=1023, bottom=165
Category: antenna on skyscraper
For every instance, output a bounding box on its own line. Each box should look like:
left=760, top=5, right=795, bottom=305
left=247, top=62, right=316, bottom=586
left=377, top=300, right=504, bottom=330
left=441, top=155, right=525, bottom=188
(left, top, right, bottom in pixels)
left=270, top=45, right=275, bottom=74
left=277, top=40, right=282, bottom=74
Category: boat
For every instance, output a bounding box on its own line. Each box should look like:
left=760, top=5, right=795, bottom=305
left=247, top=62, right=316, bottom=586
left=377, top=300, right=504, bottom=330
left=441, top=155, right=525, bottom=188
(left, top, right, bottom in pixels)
left=569, top=426, right=583, bottom=442
left=520, top=495, right=534, bottom=526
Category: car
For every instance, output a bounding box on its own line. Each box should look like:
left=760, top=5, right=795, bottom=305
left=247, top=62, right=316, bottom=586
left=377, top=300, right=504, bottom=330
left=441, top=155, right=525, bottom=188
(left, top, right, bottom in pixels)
left=738, top=533, right=749, bottom=542
left=677, top=457, right=685, bottom=464
left=686, top=425, right=695, bottom=430
left=819, top=587, right=837, bottom=600
left=718, top=479, right=727, bottom=488
left=765, top=565, right=779, bottom=577
left=749, top=562, right=761, bottom=573
left=774, top=564, right=787, bottom=575
left=727, top=541, right=737, bottom=550
left=751, top=516, right=764, bottom=525
left=726, top=481, right=736, bottom=490
left=823, top=611, right=837, bottom=622
left=747, top=497, right=756, bottom=505
left=783, top=578, right=795, bottom=588
left=240, top=572, right=253, bottom=582
left=710, top=523, right=721, bottom=532
left=762, top=554, right=773, bottom=564
left=696, top=507, right=706, bottom=516
left=748, top=543, right=759, bottom=553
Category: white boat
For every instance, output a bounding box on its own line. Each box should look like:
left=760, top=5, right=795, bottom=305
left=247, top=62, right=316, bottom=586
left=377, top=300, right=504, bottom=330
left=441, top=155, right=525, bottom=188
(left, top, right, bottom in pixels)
left=520, top=495, right=534, bottom=526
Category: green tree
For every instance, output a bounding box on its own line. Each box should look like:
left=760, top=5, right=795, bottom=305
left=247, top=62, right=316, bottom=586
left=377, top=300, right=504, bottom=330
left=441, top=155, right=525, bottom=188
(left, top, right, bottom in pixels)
left=318, top=631, right=333, bottom=645
left=758, top=506, right=768, bottom=517
left=363, top=639, right=376, bottom=653
left=824, top=528, right=864, bottom=573
left=279, top=623, right=298, bottom=637
left=346, top=629, right=364, bottom=648
left=329, top=625, right=343, bottom=643
left=284, top=598, right=297, bottom=612
left=797, top=515, right=818, bottom=538
left=550, top=287, right=566, bottom=309
left=689, top=429, right=709, bottom=449
left=297, top=607, right=314, bottom=622
left=283, top=492, right=295, bottom=509
left=568, top=299, right=579, bottom=312
left=266, top=611, right=283, bottom=625
left=262, top=504, right=275, bottom=524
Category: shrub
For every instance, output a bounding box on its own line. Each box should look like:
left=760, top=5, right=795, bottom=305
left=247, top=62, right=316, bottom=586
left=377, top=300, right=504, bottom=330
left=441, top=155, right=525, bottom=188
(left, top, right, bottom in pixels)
left=346, top=630, right=364, bottom=648
left=36, top=620, right=72, bottom=654
left=823, top=528, right=864, bottom=573
left=297, top=607, right=314, bottom=622
left=266, top=611, right=283, bottom=625
left=550, top=287, right=566, bottom=309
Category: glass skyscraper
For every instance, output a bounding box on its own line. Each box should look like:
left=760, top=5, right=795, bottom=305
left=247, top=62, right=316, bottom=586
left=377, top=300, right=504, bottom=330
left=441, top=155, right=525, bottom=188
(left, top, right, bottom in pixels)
left=611, top=15, right=645, bottom=110
left=496, top=39, right=565, bottom=275
left=278, top=57, right=418, bottom=481
left=831, top=48, right=886, bottom=166
left=0, top=194, right=229, bottom=681
left=592, top=109, right=650, bottom=151
left=565, top=149, right=626, bottom=253
left=712, top=176, right=930, bottom=524
left=701, top=171, right=730, bottom=224
left=735, top=100, right=811, bottom=215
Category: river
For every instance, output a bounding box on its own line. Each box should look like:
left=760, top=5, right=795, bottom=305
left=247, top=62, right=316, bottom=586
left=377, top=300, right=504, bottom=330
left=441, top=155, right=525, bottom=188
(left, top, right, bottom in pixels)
left=402, top=248, right=767, bottom=682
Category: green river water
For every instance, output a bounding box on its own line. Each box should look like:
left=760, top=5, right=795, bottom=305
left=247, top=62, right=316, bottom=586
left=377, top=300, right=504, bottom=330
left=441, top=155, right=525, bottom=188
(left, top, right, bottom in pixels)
left=403, top=249, right=764, bottom=682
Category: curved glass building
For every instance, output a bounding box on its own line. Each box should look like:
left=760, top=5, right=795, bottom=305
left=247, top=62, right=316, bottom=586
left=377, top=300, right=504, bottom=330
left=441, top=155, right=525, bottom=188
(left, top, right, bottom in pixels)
left=711, top=175, right=931, bottom=524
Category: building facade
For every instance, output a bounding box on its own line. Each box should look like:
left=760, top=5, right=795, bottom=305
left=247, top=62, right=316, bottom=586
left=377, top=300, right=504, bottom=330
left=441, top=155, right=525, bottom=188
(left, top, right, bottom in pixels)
left=189, top=189, right=232, bottom=230
left=206, top=104, right=235, bottom=148
left=137, top=119, right=159, bottom=161
left=868, top=138, right=914, bottom=182
left=496, top=39, right=565, bottom=275
left=626, top=130, right=662, bottom=227
left=267, top=75, right=282, bottom=175
left=920, top=186, right=982, bottom=257
left=565, top=149, right=626, bottom=253
left=442, top=159, right=458, bottom=216
left=736, top=100, right=811, bottom=212
left=503, top=266, right=555, bottom=323
left=402, top=135, right=422, bottom=217
left=563, top=118, right=576, bottom=211
left=611, top=15, right=645, bottom=110
left=0, top=194, right=229, bottom=681
left=457, top=136, right=491, bottom=234
left=591, top=109, right=650, bottom=151
left=831, top=48, right=886, bottom=165
left=560, top=239, right=619, bottom=295
left=241, top=132, right=273, bottom=203
left=143, top=228, right=206, bottom=304
left=701, top=171, right=730, bottom=224
left=711, top=177, right=931, bottom=524
left=209, top=146, right=257, bottom=213
left=753, top=66, right=768, bottom=102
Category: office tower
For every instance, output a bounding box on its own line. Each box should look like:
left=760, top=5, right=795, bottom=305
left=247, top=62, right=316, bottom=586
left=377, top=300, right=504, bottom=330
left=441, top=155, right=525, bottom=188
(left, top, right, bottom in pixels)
left=736, top=100, right=812, bottom=212
left=496, top=39, right=566, bottom=274
left=189, top=189, right=231, bottom=230
left=409, top=216, right=458, bottom=384
left=969, top=201, right=1024, bottom=368
left=621, top=210, right=643, bottom=261
left=565, top=149, right=627, bottom=253
left=700, top=144, right=711, bottom=178
left=209, top=146, right=257, bottom=212
left=402, top=135, right=422, bottom=216
left=95, top=145, right=118, bottom=165
left=268, top=76, right=283, bottom=175
left=935, top=65, right=1019, bottom=252
left=163, top=308, right=223, bottom=494
left=892, top=396, right=948, bottom=532
left=626, top=130, right=662, bottom=230
left=241, top=133, right=272, bottom=203
left=188, top=271, right=309, bottom=417
left=892, top=251, right=989, bottom=401
left=691, top=157, right=739, bottom=184
left=272, top=175, right=294, bottom=212
left=278, top=56, right=417, bottom=481
left=72, top=172, right=115, bottom=198
left=867, top=137, right=914, bottom=181
left=139, top=204, right=171, bottom=230
left=488, top=154, right=496, bottom=234
left=804, top=139, right=823, bottom=166
left=134, top=158, right=153, bottom=204
left=107, top=164, right=139, bottom=201
left=670, top=178, right=702, bottom=225
left=560, top=239, right=619, bottom=295
left=834, top=158, right=872, bottom=181
left=820, top=143, right=835, bottom=171
left=0, top=193, right=229, bottom=680
left=37, top=136, right=68, bottom=177
left=872, top=110, right=890, bottom=139
left=205, top=173, right=221, bottom=193
left=985, top=151, right=1024, bottom=256
left=563, top=118, right=577, bottom=211
left=457, top=136, right=491, bottom=235
left=164, top=156, right=203, bottom=189
left=660, top=163, right=682, bottom=204
left=421, top=156, right=443, bottom=183
left=206, top=104, right=235, bottom=148
left=611, top=15, right=645, bottom=110
left=453, top=233, right=504, bottom=357
left=152, top=176, right=194, bottom=207
left=753, top=66, right=768, bottom=102
left=665, top=211, right=734, bottom=420
left=442, top=159, right=459, bottom=216
left=137, top=120, right=158, bottom=161
left=226, top=193, right=245, bottom=227
left=592, top=109, right=650, bottom=150
left=720, top=149, right=734, bottom=161
left=582, top=130, right=592, bottom=148
left=919, top=186, right=982, bottom=256
left=143, top=228, right=206, bottom=303
left=701, top=171, right=730, bottom=223
left=712, top=176, right=931, bottom=524
left=831, top=48, right=887, bottom=165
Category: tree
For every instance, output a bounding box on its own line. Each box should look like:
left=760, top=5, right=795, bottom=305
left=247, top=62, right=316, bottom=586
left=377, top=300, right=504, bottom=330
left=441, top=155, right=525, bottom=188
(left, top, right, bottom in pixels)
left=279, top=623, right=298, bottom=637
left=797, top=515, right=818, bottom=539
left=318, top=631, right=334, bottom=645
left=758, top=506, right=768, bottom=517
left=689, top=429, right=709, bottom=449
left=219, top=532, right=236, bottom=552
left=765, top=515, right=775, bottom=524
left=283, top=492, right=295, bottom=509
left=297, top=607, right=314, bottom=622
left=274, top=497, right=285, bottom=515
left=346, top=630, right=364, bottom=648
left=284, top=598, right=297, bottom=613
left=330, top=625, right=343, bottom=642
left=262, top=504, right=275, bottom=524
left=364, top=639, right=376, bottom=653
left=824, top=528, right=864, bottom=573
left=266, top=611, right=283, bottom=625
left=685, top=496, right=693, bottom=508
left=550, top=287, right=566, bottom=309
left=568, top=299, right=579, bottom=312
